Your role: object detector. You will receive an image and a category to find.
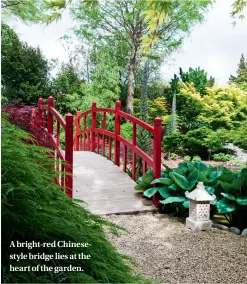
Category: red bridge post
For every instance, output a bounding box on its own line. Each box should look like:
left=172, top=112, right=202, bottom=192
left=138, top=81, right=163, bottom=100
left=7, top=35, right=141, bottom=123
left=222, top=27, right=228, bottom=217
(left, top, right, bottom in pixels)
left=38, top=98, right=43, bottom=127
left=91, top=102, right=97, bottom=152
left=48, top=96, right=54, bottom=135
left=65, top=113, right=74, bottom=198
left=114, top=100, right=121, bottom=166
left=153, top=117, right=162, bottom=179
left=75, top=111, right=80, bottom=151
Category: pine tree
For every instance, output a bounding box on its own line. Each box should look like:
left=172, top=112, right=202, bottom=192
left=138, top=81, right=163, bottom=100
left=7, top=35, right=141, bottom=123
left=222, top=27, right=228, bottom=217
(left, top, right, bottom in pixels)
left=229, top=53, right=247, bottom=89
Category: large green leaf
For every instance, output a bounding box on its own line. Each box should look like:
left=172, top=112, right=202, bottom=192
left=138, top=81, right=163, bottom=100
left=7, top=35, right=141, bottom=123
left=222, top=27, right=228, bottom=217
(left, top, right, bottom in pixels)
left=151, top=178, right=173, bottom=186
left=195, top=161, right=208, bottom=170
left=161, top=172, right=168, bottom=178
left=236, top=196, right=247, bottom=206
left=158, top=187, right=174, bottom=199
left=198, top=171, right=208, bottom=183
left=216, top=198, right=236, bottom=214
left=142, top=171, right=153, bottom=184
left=221, top=193, right=236, bottom=201
left=208, top=170, right=223, bottom=183
left=135, top=184, right=149, bottom=191
left=205, top=186, right=215, bottom=194
left=170, top=172, right=190, bottom=190
left=160, top=196, right=186, bottom=205
left=168, top=183, right=178, bottom=191
left=188, top=170, right=198, bottom=190
left=188, top=170, right=198, bottom=182
left=143, top=187, right=159, bottom=198
left=219, top=181, right=235, bottom=191
left=183, top=199, right=190, bottom=208
left=200, top=167, right=215, bottom=177
left=218, top=174, right=236, bottom=183
left=178, top=162, right=188, bottom=169
left=232, top=177, right=244, bottom=190
left=187, top=162, right=196, bottom=173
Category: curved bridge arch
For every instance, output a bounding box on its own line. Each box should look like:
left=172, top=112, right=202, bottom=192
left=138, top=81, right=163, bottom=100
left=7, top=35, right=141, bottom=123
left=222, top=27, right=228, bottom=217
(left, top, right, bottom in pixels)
left=31, top=96, right=162, bottom=214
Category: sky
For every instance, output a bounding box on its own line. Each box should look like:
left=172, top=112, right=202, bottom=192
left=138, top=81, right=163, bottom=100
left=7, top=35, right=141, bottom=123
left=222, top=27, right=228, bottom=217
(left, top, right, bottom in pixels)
left=10, top=0, right=247, bottom=85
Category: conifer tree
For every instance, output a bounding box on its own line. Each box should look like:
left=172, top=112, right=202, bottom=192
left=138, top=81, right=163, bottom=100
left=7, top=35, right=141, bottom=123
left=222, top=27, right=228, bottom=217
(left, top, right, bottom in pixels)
left=229, top=53, right=247, bottom=91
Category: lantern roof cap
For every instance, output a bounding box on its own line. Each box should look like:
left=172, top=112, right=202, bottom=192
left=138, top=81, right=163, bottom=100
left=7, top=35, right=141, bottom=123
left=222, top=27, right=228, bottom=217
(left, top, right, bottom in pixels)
left=185, top=182, right=216, bottom=201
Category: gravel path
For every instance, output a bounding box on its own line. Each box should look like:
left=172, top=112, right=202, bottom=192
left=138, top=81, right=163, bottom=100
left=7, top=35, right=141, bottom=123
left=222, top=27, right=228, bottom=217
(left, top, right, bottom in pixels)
left=104, top=213, right=247, bottom=284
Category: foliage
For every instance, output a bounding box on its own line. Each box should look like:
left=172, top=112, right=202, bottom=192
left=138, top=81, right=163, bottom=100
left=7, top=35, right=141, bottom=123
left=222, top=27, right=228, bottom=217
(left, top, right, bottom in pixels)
left=230, top=121, right=247, bottom=150
left=2, top=117, right=147, bottom=283
left=202, top=129, right=230, bottom=158
left=229, top=53, right=247, bottom=91
left=52, top=62, right=82, bottom=96
left=134, top=97, right=167, bottom=125
left=168, top=92, right=177, bottom=134
left=162, top=132, right=184, bottom=155
left=1, top=24, right=51, bottom=103
left=136, top=161, right=247, bottom=228
left=174, top=82, right=204, bottom=130
left=198, top=85, right=247, bottom=130
left=1, top=0, right=46, bottom=23
left=51, top=45, right=120, bottom=115
left=192, top=155, right=202, bottom=162
left=171, top=153, right=178, bottom=160
left=168, top=67, right=215, bottom=103
left=72, top=0, right=212, bottom=114
left=212, top=153, right=232, bottom=162
left=182, top=127, right=212, bottom=158
left=231, top=0, right=247, bottom=23
left=163, top=127, right=230, bottom=159
left=184, top=155, right=191, bottom=162
left=121, top=123, right=132, bottom=141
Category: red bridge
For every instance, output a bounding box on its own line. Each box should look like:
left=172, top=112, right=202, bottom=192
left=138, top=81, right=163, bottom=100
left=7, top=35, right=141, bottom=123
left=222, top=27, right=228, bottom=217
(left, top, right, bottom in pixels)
left=32, top=96, right=162, bottom=214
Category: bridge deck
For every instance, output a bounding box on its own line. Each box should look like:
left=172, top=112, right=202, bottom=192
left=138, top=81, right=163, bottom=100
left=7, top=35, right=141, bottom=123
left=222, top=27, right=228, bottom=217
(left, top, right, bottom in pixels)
left=73, top=151, right=156, bottom=215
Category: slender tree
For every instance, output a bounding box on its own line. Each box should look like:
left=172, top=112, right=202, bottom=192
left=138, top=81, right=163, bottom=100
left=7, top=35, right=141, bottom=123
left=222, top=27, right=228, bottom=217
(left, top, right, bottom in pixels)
left=71, top=0, right=212, bottom=114
left=229, top=53, right=247, bottom=90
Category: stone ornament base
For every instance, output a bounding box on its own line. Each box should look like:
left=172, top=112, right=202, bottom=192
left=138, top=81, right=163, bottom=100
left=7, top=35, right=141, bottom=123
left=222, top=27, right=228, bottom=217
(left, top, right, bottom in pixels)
left=186, top=217, right=213, bottom=232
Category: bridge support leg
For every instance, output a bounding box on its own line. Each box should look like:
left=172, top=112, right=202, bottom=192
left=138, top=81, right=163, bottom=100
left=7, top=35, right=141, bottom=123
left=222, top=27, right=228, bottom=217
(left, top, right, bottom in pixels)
left=153, top=117, right=162, bottom=207
left=65, top=113, right=74, bottom=198
left=75, top=111, right=80, bottom=151
left=38, top=98, right=43, bottom=127
left=48, top=96, right=54, bottom=135
left=91, top=102, right=96, bottom=152
left=114, top=101, right=121, bottom=166
left=153, top=117, right=162, bottom=179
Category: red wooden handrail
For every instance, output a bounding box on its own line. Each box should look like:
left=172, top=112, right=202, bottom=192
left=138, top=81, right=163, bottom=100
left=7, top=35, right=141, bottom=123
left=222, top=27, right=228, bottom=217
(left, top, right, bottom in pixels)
left=74, top=100, right=162, bottom=182
left=33, top=96, right=73, bottom=197
left=32, top=97, right=162, bottom=201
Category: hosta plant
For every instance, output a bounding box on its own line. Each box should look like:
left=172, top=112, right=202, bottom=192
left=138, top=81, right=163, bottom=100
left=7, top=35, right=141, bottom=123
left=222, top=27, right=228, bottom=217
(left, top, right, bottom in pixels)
left=135, top=161, right=247, bottom=227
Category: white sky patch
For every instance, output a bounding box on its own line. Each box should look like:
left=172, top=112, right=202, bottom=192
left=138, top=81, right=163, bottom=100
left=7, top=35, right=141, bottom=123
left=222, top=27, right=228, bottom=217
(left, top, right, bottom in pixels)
left=9, top=0, right=247, bottom=85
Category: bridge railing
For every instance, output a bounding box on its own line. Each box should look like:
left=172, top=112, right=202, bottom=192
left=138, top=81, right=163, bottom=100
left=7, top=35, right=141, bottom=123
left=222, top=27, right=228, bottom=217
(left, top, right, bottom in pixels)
left=32, top=96, right=73, bottom=197
left=74, top=101, right=162, bottom=181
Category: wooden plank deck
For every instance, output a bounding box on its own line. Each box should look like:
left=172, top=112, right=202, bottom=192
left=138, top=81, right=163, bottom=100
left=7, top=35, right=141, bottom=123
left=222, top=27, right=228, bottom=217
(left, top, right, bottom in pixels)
left=73, top=151, right=156, bottom=215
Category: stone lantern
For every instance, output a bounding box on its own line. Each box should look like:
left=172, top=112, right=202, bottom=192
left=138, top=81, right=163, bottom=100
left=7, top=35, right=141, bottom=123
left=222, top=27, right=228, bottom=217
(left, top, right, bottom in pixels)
left=185, top=182, right=216, bottom=232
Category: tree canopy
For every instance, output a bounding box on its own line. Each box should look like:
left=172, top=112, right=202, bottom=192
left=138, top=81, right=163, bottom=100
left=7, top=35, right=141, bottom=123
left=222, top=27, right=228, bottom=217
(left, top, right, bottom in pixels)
left=1, top=23, right=51, bottom=103
left=229, top=53, right=247, bottom=91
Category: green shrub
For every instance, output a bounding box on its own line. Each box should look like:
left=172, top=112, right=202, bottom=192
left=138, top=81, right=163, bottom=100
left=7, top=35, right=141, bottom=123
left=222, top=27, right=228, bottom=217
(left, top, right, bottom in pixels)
left=182, top=127, right=212, bottom=158
left=2, top=118, right=146, bottom=283
left=192, top=155, right=201, bottom=162
left=121, top=122, right=132, bottom=141
left=162, top=132, right=184, bottom=154
left=212, top=153, right=232, bottom=162
left=184, top=155, right=191, bottom=162
left=136, top=161, right=247, bottom=228
left=171, top=153, right=178, bottom=160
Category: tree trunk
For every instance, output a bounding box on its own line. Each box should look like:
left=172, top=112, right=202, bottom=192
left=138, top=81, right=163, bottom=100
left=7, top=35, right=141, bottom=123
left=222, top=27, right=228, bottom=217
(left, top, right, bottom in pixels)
left=126, top=43, right=137, bottom=115
left=140, top=60, right=149, bottom=122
